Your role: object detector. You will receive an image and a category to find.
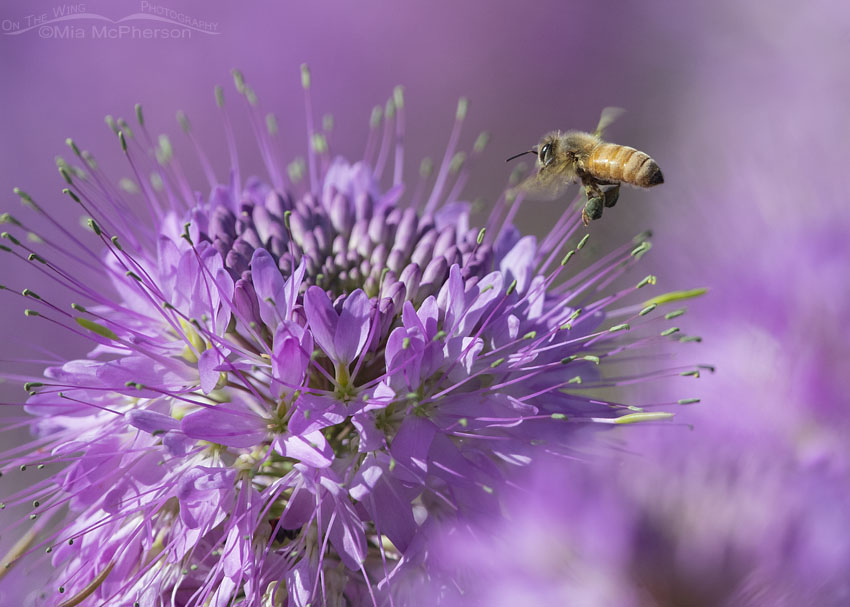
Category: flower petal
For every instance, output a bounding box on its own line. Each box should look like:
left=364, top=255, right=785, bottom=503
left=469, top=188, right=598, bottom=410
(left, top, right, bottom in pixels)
left=334, top=289, right=372, bottom=364
left=288, top=394, right=346, bottom=435
left=197, top=348, right=220, bottom=394
left=304, top=286, right=339, bottom=361
left=181, top=401, right=267, bottom=448
left=277, top=431, right=334, bottom=468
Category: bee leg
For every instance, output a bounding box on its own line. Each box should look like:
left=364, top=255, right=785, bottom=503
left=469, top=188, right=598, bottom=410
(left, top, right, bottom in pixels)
left=601, top=184, right=620, bottom=208
left=582, top=196, right=604, bottom=225
left=580, top=181, right=604, bottom=225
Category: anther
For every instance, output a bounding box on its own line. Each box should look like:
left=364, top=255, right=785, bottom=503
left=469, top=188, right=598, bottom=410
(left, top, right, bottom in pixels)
left=65, top=138, right=81, bottom=157
left=474, top=132, right=490, bottom=153
left=456, top=97, right=468, bottom=121
left=266, top=113, right=278, bottom=136
left=677, top=398, right=700, bottom=405
left=449, top=152, right=466, bottom=174
left=75, top=317, right=118, bottom=340
left=13, top=188, right=38, bottom=211
left=62, top=188, right=80, bottom=207
left=393, top=85, right=404, bottom=110
left=177, top=110, right=191, bottom=133
left=0, top=212, right=21, bottom=226
left=311, top=133, right=328, bottom=153
left=117, top=118, right=132, bottom=136
left=300, top=63, right=311, bottom=89
left=638, top=303, right=657, bottom=316
left=156, top=135, right=173, bottom=164
left=105, top=115, right=119, bottom=134
left=1, top=232, right=21, bottom=246
left=636, top=275, right=656, bottom=289
left=419, top=157, right=433, bottom=178
left=631, top=241, right=652, bottom=258
left=81, top=151, right=97, bottom=170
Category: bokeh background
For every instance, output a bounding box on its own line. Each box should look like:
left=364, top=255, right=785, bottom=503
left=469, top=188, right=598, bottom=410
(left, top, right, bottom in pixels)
left=1, top=0, right=848, bottom=603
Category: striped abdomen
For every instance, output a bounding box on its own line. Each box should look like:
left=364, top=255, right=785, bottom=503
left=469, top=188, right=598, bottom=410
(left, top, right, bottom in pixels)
left=586, top=143, right=664, bottom=187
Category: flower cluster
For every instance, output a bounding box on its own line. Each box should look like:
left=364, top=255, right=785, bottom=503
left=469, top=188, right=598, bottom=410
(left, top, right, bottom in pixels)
left=0, top=69, right=699, bottom=606
left=420, top=432, right=850, bottom=606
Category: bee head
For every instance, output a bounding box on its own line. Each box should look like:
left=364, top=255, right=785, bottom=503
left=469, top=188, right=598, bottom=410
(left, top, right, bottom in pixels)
left=537, top=133, right=561, bottom=168
left=505, top=133, right=559, bottom=166
left=538, top=142, right=552, bottom=166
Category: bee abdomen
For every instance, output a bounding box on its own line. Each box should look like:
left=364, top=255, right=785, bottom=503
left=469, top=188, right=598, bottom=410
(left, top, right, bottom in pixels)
left=588, top=143, right=663, bottom=188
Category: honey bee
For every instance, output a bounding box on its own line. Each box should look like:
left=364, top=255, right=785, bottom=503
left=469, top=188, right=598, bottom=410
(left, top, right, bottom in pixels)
left=507, top=108, right=663, bottom=225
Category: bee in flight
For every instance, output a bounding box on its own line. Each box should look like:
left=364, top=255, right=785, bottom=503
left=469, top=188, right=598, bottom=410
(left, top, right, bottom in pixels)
left=507, top=108, right=663, bottom=225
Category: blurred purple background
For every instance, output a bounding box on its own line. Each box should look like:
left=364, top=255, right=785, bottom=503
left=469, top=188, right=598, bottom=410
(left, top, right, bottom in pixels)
left=1, top=0, right=848, bottom=601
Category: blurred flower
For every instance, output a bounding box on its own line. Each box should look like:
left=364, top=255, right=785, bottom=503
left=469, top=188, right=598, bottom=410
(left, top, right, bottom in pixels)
left=644, top=0, right=850, bottom=469
left=0, top=68, right=695, bottom=606
left=421, top=430, right=850, bottom=607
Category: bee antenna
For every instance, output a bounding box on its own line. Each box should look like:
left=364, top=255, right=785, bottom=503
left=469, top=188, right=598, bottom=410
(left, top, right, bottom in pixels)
left=505, top=150, right=536, bottom=163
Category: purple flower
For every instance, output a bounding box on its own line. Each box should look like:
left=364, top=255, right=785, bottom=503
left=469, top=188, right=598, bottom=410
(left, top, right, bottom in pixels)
left=0, top=68, right=698, bottom=606
left=640, top=0, right=850, bottom=472
left=420, top=431, right=850, bottom=606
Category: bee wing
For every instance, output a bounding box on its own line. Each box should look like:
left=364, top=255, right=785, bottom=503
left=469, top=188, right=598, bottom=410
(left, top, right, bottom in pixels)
left=515, top=164, right=577, bottom=201
left=593, top=107, right=626, bottom=138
